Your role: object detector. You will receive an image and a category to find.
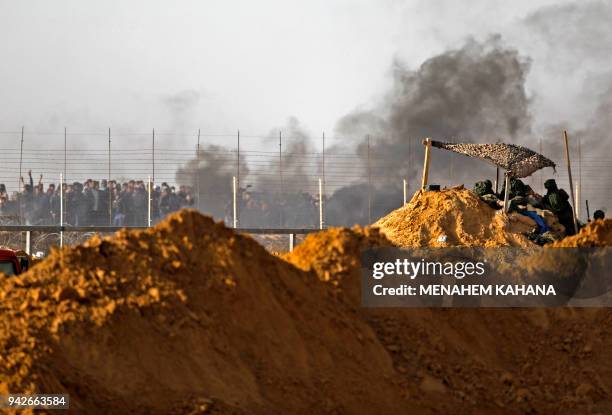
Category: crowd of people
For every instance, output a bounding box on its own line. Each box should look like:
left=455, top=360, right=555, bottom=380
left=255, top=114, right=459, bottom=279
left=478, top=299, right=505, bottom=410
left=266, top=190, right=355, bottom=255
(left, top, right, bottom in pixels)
left=229, top=186, right=321, bottom=228
left=0, top=171, right=195, bottom=226
left=0, top=171, right=322, bottom=228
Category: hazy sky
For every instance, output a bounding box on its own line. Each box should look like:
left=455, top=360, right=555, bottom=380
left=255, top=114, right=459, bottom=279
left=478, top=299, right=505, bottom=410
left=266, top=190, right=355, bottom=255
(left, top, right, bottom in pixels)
left=1, top=0, right=594, bottom=142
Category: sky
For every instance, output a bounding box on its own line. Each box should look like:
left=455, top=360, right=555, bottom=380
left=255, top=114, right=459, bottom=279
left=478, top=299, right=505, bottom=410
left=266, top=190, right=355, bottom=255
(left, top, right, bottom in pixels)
left=0, top=0, right=610, bottom=215
left=0, top=0, right=589, bottom=138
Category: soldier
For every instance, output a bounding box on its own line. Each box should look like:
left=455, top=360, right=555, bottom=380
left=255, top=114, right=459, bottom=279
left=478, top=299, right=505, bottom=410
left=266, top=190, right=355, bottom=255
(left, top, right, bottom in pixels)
left=473, top=179, right=494, bottom=197
left=473, top=180, right=500, bottom=209
left=542, top=179, right=575, bottom=236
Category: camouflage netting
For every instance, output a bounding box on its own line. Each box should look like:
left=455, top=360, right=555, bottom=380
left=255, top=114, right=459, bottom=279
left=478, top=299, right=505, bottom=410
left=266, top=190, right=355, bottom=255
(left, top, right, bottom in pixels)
left=430, top=140, right=556, bottom=178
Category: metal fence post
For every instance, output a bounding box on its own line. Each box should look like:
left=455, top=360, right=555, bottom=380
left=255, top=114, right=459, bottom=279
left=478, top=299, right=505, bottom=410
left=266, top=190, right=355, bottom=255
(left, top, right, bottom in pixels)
left=147, top=175, right=152, bottom=227
left=289, top=233, right=295, bottom=252
left=60, top=173, right=64, bottom=247
left=319, top=177, right=324, bottom=230
left=108, top=128, right=112, bottom=225
left=25, top=231, right=31, bottom=255
left=233, top=176, right=238, bottom=229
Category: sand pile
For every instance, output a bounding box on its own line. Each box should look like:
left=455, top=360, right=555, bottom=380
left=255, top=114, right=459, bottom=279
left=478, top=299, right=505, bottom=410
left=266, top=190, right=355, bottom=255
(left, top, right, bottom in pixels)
left=286, top=228, right=612, bottom=414
left=285, top=226, right=389, bottom=298
left=3, top=205, right=610, bottom=414
left=0, top=210, right=428, bottom=414
left=552, top=219, right=612, bottom=247
left=374, top=187, right=533, bottom=247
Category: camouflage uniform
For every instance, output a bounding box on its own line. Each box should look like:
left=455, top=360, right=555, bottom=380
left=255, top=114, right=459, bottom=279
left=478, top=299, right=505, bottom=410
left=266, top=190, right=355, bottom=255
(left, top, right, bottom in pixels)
left=543, top=179, right=575, bottom=236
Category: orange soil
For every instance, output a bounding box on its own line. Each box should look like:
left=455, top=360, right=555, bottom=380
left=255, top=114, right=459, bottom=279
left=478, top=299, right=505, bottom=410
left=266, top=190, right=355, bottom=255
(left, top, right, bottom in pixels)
left=552, top=219, right=612, bottom=247
left=0, top=211, right=427, bottom=414
left=286, top=226, right=612, bottom=414
left=374, top=187, right=533, bottom=247
left=1, top=200, right=610, bottom=414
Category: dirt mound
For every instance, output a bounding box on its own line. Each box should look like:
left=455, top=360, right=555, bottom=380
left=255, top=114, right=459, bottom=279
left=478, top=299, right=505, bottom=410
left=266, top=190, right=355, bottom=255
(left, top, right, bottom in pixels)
left=0, top=210, right=427, bottom=414
left=285, top=228, right=612, bottom=414
left=374, top=187, right=533, bottom=247
left=551, top=219, right=612, bottom=247
left=3, top=207, right=611, bottom=414
left=285, top=226, right=390, bottom=295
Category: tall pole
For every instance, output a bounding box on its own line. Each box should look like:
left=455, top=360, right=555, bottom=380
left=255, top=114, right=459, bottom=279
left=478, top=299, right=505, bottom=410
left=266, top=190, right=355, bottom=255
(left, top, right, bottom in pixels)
left=563, top=130, right=578, bottom=233
left=279, top=130, right=283, bottom=227
left=232, top=176, right=237, bottom=229
left=319, top=177, right=324, bottom=230
left=18, top=126, right=24, bottom=190
left=237, top=129, right=240, bottom=183
left=367, top=134, right=372, bottom=224
left=18, top=126, right=24, bottom=225
left=403, top=178, right=407, bottom=206
left=147, top=176, right=152, bottom=227
left=196, top=128, right=201, bottom=210
left=60, top=173, right=64, bottom=247
left=236, top=129, right=240, bottom=228
left=322, top=131, right=325, bottom=225
left=64, top=127, right=67, bottom=183
left=575, top=183, right=580, bottom=220
left=108, top=128, right=112, bottom=225
left=152, top=128, right=155, bottom=184
left=421, top=138, right=432, bottom=190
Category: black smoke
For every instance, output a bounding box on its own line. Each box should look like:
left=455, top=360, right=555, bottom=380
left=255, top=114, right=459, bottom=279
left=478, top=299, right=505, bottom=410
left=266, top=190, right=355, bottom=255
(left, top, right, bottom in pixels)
left=176, top=144, right=249, bottom=223
left=524, top=0, right=612, bottom=216
left=177, top=1, right=612, bottom=226
left=327, top=36, right=533, bottom=225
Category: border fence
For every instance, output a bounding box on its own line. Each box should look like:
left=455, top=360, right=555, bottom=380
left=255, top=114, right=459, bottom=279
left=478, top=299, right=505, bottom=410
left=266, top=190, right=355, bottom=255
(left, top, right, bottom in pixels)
left=1, top=128, right=610, bottom=252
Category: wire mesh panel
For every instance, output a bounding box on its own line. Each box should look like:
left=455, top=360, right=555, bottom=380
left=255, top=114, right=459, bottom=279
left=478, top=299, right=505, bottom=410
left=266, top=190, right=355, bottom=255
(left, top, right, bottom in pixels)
left=0, top=129, right=610, bottom=230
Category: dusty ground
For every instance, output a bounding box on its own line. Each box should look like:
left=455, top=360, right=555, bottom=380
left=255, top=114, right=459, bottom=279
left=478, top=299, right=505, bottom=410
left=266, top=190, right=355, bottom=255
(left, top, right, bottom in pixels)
left=287, top=219, right=612, bottom=414
left=0, top=189, right=610, bottom=414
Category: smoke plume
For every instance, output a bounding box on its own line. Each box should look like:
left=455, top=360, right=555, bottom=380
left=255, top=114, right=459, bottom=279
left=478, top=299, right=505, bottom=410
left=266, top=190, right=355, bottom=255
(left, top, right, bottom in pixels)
left=326, top=36, right=533, bottom=225
left=179, top=1, right=612, bottom=226
left=176, top=144, right=249, bottom=222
